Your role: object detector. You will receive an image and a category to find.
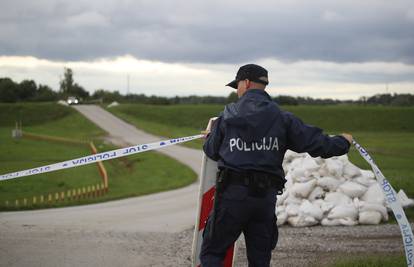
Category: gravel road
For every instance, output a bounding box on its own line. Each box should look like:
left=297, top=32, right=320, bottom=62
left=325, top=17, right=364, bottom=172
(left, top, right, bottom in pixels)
left=0, top=105, right=407, bottom=267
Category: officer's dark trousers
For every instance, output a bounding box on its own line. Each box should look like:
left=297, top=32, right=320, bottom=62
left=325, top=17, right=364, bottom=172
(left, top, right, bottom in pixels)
left=200, top=184, right=278, bottom=267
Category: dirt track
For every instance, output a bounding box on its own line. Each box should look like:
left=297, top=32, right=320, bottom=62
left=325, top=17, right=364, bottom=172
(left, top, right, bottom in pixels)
left=0, top=105, right=408, bottom=266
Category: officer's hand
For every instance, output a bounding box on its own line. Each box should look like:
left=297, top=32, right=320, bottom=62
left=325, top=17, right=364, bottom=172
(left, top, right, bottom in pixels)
left=201, top=130, right=210, bottom=138
left=341, top=133, right=353, bottom=144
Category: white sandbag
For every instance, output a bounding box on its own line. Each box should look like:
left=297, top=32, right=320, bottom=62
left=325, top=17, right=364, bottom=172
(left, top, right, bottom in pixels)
left=310, top=171, right=321, bottom=179
left=321, top=218, right=342, bottom=226
left=288, top=158, right=305, bottom=172
left=353, top=197, right=361, bottom=208
left=324, top=192, right=352, bottom=206
left=57, top=100, right=69, bottom=106
left=284, top=176, right=294, bottom=189
left=276, top=190, right=289, bottom=206
left=107, top=101, right=119, bottom=108
left=324, top=158, right=344, bottom=177
left=308, top=186, right=325, bottom=201
left=397, top=190, right=414, bottom=208
left=359, top=211, right=382, bottom=225
left=354, top=175, right=376, bottom=187
left=293, top=175, right=315, bottom=183
left=362, top=203, right=388, bottom=221
left=318, top=166, right=330, bottom=177
left=361, top=169, right=375, bottom=179
left=337, top=154, right=349, bottom=163
left=339, top=217, right=358, bottom=226
left=290, top=167, right=307, bottom=181
left=283, top=150, right=301, bottom=163
left=286, top=204, right=301, bottom=217
left=327, top=204, right=358, bottom=220
left=278, top=150, right=389, bottom=227
left=313, top=199, right=335, bottom=214
left=361, top=183, right=385, bottom=204
left=284, top=194, right=303, bottom=206
left=287, top=215, right=318, bottom=227
left=302, top=156, right=320, bottom=173
left=290, top=179, right=317, bottom=198
left=317, top=176, right=342, bottom=191
left=342, top=162, right=362, bottom=178
left=314, top=157, right=325, bottom=165
left=337, top=181, right=367, bottom=198
left=304, top=216, right=319, bottom=226
left=300, top=200, right=323, bottom=220
left=283, top=149, right=295, bottom=160
left=277, top=211, right=288, bottom=226
left=276, top=205, right=285, bottom=214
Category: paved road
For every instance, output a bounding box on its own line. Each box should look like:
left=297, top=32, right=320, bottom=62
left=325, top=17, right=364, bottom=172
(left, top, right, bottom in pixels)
left=0, top=105, right=205, bottom=267
left=73, top=105, right=203, bottom=174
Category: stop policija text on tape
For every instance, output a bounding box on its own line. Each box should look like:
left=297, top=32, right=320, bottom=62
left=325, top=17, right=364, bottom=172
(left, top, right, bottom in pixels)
left=353, top=140, right=414, bottom=267
left=0, top=134, right=203, bottom=181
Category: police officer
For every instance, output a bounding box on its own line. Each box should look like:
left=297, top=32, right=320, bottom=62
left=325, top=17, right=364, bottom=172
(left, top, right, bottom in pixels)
left=200, top=64, right=352, bottom=267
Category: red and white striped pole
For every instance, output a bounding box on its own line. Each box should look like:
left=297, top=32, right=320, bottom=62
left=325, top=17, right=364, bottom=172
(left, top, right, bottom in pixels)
left=192, top=118, right=236, bottom=267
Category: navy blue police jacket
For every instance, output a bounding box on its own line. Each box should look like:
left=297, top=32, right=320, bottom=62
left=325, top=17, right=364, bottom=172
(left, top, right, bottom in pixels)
left=204, top=89, right=350, bottom=184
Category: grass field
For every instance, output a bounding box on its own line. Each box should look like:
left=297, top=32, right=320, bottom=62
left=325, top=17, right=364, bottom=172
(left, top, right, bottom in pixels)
left=320, top=253, right=406, bottom=267
left=0, top=103, right=196, bottom=210
left=108, top=104, right=414, bottom=147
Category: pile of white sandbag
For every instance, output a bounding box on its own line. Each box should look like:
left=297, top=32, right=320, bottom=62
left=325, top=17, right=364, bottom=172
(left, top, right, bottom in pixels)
left=276, top=150, right=412, bottom=227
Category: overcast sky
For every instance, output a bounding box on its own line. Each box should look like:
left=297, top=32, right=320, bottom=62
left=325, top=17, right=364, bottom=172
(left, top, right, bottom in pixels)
left=1, top=0, right=413, bottom=99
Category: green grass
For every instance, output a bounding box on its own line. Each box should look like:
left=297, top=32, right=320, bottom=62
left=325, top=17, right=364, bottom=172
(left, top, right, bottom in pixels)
left=109, top=104, right=414, bottom=134
left=0, top=131, right=102, bottom=203
left=108, top=104, right=414, bottom=149
left=282, top=105, right=414, bottom=133
left=321, top=253, right=406, bottom=267
left=0, top=102, right=72, bottom=127
left=0, top=103, right=196, bottom=210
left=108, top=104, right=222, bottom=149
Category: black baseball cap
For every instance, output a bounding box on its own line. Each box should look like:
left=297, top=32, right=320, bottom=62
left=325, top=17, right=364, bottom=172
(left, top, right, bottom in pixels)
left=226, top=64, right=269, bottom=89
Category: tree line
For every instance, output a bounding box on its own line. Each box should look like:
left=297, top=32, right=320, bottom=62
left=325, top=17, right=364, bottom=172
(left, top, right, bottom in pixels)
left=0, top=68, right=90, bottom=103
left=0, top=68, right=413, bottom=106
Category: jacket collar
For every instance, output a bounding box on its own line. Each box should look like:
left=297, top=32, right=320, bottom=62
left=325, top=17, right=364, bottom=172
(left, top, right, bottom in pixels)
left=243, top=89, right=272, bottom=101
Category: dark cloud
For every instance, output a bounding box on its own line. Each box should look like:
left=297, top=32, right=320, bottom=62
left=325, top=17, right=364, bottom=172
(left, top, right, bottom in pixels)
left=0, top=0, right=413, bottom=64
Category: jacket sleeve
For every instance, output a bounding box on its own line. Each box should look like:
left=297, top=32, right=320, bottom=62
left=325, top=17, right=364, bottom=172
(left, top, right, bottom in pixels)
left=203, top=116, right=224, bottom=161
left=284, top=112, right=350, bottom=158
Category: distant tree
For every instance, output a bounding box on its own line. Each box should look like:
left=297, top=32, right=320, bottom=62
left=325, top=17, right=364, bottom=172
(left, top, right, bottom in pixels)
left=92, top=89, right=123, bottom=102
left=391, top=94, right=413, bottom=106
left=148, top=95, right=170, bottom=105
left=367, top=94, right=392, bottom=105
left=0, top=78, right=18, bottom=102
left=227, top=92, right=238, bottom=103
left=59, top=67, right=89, bottom=99
left=359, top=96, right=368, bottom=105
left=274, top=95, right=299, bottom=105
left=34, top=84, right=59, bottom=101
left=71, top=84, right=89, bottom=99
left=18, top=80, right=37, bottom=100
left=59, top=67, right=74, bottom=95
left=172, top=96, right=181, bottom=104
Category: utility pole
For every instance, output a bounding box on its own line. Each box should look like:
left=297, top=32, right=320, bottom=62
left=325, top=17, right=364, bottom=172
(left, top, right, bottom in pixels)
left=127, top=74, right=130, bottom=96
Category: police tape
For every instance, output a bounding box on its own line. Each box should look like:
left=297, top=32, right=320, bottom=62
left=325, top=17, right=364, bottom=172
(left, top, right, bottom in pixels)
left=0, top=134, right=204, bottom=182
left=353, top=140, right=414, bottom=267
